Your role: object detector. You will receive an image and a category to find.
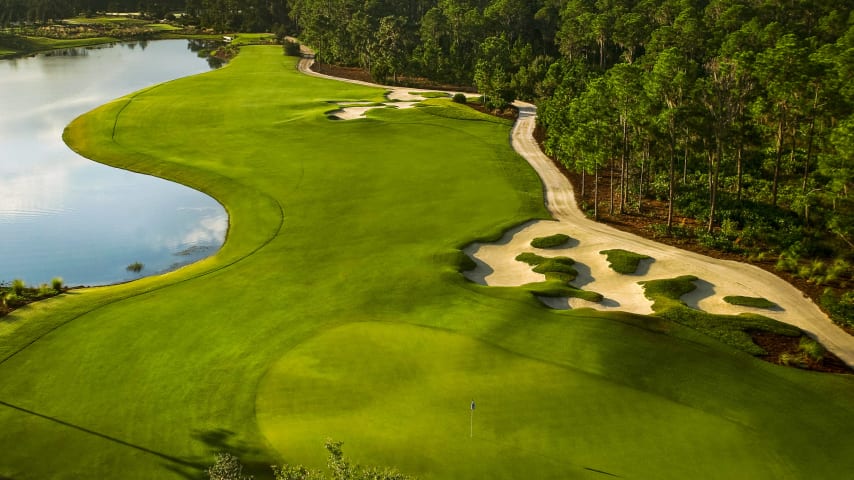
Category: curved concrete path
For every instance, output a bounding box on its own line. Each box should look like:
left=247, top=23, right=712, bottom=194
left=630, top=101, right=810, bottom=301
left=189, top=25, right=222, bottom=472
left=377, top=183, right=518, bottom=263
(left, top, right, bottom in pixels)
left=296, top=55, right=854, bottom=368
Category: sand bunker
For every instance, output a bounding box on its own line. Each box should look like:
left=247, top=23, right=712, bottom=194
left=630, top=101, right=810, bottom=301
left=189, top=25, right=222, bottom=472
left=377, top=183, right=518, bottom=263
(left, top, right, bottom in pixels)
left=462, top=101, right=854, bottom=367
left=296, top=56, right=854, bottom=366
left=327, top=100, right=419, bottom=120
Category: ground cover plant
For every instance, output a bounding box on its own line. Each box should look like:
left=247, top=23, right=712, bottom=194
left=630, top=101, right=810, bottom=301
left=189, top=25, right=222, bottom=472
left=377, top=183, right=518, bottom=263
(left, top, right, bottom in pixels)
left=600, top=249, right=652, bottom=274
left=1, top=46, right=853, bottom=480
left=723, top=295, right=778, bottom=310
left=530, top=233, right=572, bottom=249
left=639, top=275, right=804, bottom=355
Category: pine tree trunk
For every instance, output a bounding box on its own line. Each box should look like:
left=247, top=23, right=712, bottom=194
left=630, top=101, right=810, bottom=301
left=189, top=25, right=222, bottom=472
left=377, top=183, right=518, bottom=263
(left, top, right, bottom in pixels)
left=772, top=116, right=784, bottom=207
left=609, top=155, right=615, bottom=215
left=594, top=165, right=600, bottom=220
left=667, top=145, right=675, bottom=232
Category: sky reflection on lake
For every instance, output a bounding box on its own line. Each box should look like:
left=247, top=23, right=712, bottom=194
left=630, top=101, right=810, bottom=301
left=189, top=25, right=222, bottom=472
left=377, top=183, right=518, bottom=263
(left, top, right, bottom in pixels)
left=0, top=40, right=227, bottom=286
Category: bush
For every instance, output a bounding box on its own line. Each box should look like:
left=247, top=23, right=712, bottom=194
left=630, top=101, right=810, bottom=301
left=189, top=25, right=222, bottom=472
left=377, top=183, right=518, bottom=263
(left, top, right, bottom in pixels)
left=821, top=289, right=854, bottom=328
left=798, top=337, right=826, bottom=361
left=283, top=39, right=300, bottom=56
left=11, top=278, right=25, bottom=296
left=4, top=292, right=24, bottom=308
left=600, top=249, right=651, bottom=274
left=722, top=296, right=777, bottom=309
left=530, top=233, right=571, bottom=249
left=126, top=262, right=144, bottom=273
left=452, top=93, right=467, bottom=104
left=51, top=277, right=64, bottom=293
left=780, top=352, right=806, bottom=368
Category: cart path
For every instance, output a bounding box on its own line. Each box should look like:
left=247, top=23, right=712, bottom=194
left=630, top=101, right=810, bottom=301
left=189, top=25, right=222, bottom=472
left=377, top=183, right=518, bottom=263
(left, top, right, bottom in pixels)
left=297, top=55, right=854, bottom=368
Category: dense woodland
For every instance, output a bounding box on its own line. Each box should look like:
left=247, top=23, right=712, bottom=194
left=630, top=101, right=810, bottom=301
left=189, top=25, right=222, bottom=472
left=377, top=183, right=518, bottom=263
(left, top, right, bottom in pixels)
left=1, top=0, right=851, bottom=323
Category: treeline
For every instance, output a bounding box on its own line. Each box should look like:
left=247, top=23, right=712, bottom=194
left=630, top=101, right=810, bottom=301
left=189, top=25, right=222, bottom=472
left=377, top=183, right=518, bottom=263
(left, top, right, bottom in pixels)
left=0, top=1, right=185, bottom=25
left=1, top=0, right=850, bottom=317
left=0, top=0, right=290, bottom=31
left=286, top=0, right=853, bottom=323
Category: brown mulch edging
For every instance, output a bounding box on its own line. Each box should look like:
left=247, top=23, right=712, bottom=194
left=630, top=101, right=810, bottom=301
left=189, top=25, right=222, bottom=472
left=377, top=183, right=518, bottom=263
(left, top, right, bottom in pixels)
left=752, top=332, right=853, bottom=374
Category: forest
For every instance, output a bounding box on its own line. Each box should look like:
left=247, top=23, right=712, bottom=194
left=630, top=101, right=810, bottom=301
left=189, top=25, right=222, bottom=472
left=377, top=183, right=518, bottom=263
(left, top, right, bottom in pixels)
left=1, top=0, right=851, bottom=324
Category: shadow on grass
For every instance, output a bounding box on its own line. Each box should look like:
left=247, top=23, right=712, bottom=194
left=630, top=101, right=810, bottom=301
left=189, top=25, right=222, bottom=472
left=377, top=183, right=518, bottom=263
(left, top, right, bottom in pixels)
left=461, top=249, right=495, bottom=284
left=190, top=428, right=273, bottom=480
left=570, top=261, right=595, bottom=289
left=0, top=398, right=206, bottom=478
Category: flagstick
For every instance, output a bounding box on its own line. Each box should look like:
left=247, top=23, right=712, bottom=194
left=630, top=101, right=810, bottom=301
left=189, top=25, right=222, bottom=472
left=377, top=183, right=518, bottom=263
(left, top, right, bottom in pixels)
left=470, top=399, right=475, bottom=438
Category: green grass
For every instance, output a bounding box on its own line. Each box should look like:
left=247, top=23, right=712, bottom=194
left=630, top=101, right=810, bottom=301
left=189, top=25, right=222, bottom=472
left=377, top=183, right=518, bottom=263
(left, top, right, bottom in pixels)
left=411, top=91, right=449, bottom=98
left=639, top=276, right=802, bottom=355
left=530, top=233, right=572, bottom=249
left=515, top=253, right=604, bottom=302
left=600, top=249, right=651, bottom=274
left=418, top=98, right=511, bottom=124
left=1, top=46, right=853, bottom=480
left=723, top=295, right=778, bottom=309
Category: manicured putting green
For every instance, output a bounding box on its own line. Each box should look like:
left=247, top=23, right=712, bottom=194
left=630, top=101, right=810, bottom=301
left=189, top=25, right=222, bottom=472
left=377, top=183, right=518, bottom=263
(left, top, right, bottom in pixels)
left=257, top=322, right=783, bottom=480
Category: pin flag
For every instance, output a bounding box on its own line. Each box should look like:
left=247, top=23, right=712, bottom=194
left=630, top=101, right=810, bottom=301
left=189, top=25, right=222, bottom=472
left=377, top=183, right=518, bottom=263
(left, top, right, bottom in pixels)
left=470, top=400, right=475, bottom=438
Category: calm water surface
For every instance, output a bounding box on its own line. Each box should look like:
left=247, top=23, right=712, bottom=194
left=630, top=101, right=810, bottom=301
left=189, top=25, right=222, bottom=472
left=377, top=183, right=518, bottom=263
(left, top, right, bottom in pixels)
left=0, top=40, right=227, bottom=286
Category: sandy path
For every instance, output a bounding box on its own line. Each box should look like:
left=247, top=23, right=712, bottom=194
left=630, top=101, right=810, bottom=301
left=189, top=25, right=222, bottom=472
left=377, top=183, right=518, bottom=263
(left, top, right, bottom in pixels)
left=295, top=56, right=854, bottom=367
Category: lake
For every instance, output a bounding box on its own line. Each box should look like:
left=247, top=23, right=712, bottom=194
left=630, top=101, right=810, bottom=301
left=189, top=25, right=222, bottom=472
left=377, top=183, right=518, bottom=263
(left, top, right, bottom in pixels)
left=0, top=40, right=227, bottom=287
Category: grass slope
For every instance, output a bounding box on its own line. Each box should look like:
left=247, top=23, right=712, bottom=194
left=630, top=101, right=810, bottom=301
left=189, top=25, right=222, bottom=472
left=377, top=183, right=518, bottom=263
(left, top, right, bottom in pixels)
left=0, top=46, right=852, bottom=480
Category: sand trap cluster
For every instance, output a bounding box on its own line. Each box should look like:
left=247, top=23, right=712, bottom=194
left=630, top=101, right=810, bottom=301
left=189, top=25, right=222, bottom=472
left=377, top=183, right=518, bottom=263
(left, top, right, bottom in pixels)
left=463, top=101, right=854, bottom=366
left=296, top=56, right=854, bottom=366
left=326, top=100, right=420, bottom=120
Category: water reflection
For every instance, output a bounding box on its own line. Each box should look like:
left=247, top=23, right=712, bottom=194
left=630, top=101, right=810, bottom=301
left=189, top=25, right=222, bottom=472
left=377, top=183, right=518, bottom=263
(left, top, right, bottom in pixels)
left=0, top=40, right=228, bottom=286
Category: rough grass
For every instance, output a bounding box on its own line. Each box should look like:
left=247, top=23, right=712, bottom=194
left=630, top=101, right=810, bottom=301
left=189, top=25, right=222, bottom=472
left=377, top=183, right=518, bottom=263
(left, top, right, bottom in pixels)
left=1, top=46, right=853, bottom=480
left=600, top=249, right=651, bottom=274
left=418, top=98, right=511, bottom=124
left=723, top=295, right=778, bottom=309
left=530, top=233, right=571, bottom=249
left=639, top=276, right=802, bottom=355
left=411, top=91, right=449, bottom=98
left=514, top=252, right=603, bottom=302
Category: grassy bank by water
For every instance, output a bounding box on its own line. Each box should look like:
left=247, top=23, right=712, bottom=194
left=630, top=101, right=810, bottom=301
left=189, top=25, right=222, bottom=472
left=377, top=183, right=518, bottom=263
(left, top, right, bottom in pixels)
left=0, top=46, right=852, bottom=479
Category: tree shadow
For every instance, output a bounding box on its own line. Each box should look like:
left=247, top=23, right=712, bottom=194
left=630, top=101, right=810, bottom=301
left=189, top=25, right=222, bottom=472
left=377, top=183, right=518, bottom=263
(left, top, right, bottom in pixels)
left=189, top=428, right=273, bottom=479
left=570, top=262, right=595, bottom=289
left=682, top=278, right=715, bottom=310
left=460, top=248, right=494, bottom=285
left=632, top=257, right=656, bottom=276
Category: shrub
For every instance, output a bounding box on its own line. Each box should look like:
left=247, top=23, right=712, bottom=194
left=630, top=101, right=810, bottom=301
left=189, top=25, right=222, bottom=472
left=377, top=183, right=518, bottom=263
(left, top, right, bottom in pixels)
left=208, top=452, right=253, bottom=480
left=515, top=252, right=546, bottom=266
left=452, top=93, right=467, bottom=104
left=51, top=277, right=64, bottom=293
left=38, top=284, right=52, bottom=297
left=4, top=292, right=24, bottom=308
left=600, top=249, right=651, bottom=274
left=283, top=39, right=300, bottom=56
left=722, top=296, right=777, bottom=309
left=530, top=233, right=571, bottom=249
left=820, top=289, right=854, bottom=328
left=780, top=352, right=806, bottom=368
left=11, top=278, right=25, bottom=295
left=798, top=337, right=826, bottom=362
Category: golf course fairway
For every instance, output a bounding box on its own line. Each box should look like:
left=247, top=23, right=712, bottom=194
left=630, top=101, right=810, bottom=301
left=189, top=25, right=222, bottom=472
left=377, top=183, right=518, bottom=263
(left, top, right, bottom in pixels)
left=0, top=45, right=852, bottom=479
